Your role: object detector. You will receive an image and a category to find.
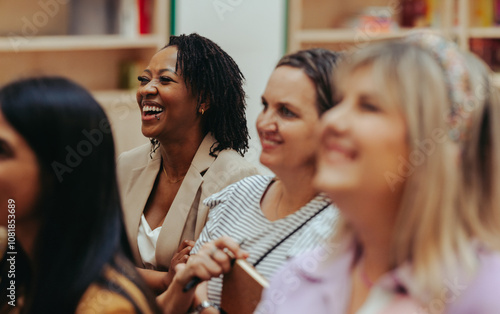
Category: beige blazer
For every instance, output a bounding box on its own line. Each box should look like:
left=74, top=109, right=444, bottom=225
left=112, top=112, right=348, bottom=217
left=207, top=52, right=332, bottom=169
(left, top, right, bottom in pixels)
left=117, top=134, right=259, bottom=270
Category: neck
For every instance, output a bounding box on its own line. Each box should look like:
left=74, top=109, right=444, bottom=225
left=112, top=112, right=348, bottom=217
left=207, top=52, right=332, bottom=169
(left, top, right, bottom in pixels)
left=273, top=165, right=318, bottom=218
left=357, top=235, right=393, bottom=284
left=336, top=192, right=401, bottom=282
left=158, top=132, right=205, bottom=178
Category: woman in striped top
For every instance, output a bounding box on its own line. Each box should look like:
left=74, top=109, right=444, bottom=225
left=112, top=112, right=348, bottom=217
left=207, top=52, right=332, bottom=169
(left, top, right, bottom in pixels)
left=158, top=48, right=341, bottom=313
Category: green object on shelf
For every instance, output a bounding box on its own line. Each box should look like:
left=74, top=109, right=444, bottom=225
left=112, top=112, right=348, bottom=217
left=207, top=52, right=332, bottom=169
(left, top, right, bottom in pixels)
left=170, top=0, right=176, bottom=35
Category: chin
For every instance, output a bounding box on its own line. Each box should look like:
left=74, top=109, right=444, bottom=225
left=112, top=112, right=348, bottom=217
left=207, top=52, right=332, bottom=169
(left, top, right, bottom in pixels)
left=314, top=171, right=350, bottom=194
left=141, top=127, right=157, bottom=139
left=259, top=155, right=276, bottom=169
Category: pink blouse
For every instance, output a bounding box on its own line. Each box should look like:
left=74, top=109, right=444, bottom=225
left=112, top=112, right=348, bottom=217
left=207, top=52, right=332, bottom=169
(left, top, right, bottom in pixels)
left=256, top=243, right=500, bottom=313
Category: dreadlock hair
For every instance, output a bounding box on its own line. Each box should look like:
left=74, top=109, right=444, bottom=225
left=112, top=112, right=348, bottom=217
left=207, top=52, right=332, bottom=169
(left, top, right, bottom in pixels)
left=276, top=48, right=342, bottom=115
left=150, top=33, right=249, bottom=157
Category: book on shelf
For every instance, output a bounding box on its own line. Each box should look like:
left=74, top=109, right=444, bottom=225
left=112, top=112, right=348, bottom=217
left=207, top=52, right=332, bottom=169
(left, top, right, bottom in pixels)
left=119, top=0, right=152, bottom=37
left=69, top=0, right=119, bottom=35
left=138, top=0, right=152, bottom=34
left=401, top=0, right=428, bottom=27
left=472, top=0, right=494, bottom=27
left=495, top=0, right=500, bottom=25
left=221, top=259, right=269, bottom=314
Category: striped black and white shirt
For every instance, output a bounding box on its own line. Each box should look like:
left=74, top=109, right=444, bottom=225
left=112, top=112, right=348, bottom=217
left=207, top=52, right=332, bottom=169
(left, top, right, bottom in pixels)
left=190, top=175, right=337, bottom=305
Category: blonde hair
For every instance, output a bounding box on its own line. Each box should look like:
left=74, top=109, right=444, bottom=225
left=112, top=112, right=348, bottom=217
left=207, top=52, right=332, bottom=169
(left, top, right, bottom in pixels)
left=329, top=41, right=500, bottom=303
left=459, top=52, right=500, bottom=244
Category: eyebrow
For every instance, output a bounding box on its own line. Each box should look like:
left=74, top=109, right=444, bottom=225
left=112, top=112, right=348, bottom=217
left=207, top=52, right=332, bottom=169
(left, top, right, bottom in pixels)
left=261, top=96, right=301, bottom=111
left=359, top=93, right=381, bottom=104
left=142, top=68, right=178, bottom=76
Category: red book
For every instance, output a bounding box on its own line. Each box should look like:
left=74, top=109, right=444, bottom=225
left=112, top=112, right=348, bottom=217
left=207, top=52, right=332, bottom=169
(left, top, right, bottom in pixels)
left=138, top=0, right=152, bottom=34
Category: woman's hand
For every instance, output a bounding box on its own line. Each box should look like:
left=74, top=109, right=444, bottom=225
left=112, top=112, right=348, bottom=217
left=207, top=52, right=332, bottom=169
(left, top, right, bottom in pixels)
left=164, top=239, right=195, bottom=287
left=174, top=236, right=249, bottom=287
left=159, top=236, right=248, bottom=314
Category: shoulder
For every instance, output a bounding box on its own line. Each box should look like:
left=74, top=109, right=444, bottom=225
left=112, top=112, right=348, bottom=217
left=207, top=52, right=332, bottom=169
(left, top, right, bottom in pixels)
left=203, top=175, right=272, bottom=207
left=207, top=149, right=260, bottom=180
left=77, top=283, right=137, bottom=313
left=117, top=143, right=152, bottom=171
left=76, top=267, right=155, bottom=314
left=257, top=247, right=346, bottom=314
left=448, top=251, right=500, bottom=312
left=288, top=204, right=338, bottom=257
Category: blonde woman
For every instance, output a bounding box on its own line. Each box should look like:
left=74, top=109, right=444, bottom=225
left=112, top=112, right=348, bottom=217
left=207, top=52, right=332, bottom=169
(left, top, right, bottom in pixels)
left=257, top=33, right=500, bottom=313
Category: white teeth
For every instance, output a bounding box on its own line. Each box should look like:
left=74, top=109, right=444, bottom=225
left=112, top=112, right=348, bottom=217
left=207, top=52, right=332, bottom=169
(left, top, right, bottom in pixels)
left=263, top=139, right=278, bottom=145
left=143, top=106, right=164, bottom=112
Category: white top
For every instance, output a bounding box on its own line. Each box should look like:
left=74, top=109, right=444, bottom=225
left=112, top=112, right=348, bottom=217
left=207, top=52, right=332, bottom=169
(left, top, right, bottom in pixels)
left=137, top=214, right=162, bottom=269
left=191, top=175, right=336, bottom=305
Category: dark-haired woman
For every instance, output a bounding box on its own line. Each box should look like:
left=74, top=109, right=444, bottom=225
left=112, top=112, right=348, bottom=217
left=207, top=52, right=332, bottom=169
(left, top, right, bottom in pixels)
left=117, top=33, right=259, bottom=293
left=157, top=48, right=342, bottom=313
left=0, top=77, right=159, bottom=313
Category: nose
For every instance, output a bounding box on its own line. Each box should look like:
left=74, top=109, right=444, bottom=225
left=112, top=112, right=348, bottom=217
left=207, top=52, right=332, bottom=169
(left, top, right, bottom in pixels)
left=321, top=101, right=350, bottom=135
left=256, top=108, right=278, bottom=133
left=138, top=79, right=158, bottom=97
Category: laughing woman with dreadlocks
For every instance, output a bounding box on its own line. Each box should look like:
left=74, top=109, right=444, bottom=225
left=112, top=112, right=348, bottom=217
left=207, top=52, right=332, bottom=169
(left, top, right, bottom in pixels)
left=116, top=33, right=259, bottom=294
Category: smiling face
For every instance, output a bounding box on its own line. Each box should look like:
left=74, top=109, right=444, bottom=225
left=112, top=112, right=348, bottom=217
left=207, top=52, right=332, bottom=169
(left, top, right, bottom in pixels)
left=257, top=66, right=321, bottom=174
left=314, top=65, right=408, bottom=202
left=0, top=110, right=41, bottom=227
left=137, top=46, right=203, bottom=141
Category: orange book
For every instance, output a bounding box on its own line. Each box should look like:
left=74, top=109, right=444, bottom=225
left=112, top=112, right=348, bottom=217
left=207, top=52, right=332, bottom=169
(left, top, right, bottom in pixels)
left=221, top=259, right=269, bottom=314
left=472, top=0, right=494, bottom=26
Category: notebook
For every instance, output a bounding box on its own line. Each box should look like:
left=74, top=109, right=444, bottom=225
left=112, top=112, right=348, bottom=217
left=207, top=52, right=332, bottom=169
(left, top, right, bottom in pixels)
left=221, top=259, right=269, bottom=314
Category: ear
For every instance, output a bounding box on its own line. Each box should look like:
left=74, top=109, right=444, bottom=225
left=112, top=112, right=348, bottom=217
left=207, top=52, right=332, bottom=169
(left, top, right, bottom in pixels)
left=198, top=93, right=210, bottom=113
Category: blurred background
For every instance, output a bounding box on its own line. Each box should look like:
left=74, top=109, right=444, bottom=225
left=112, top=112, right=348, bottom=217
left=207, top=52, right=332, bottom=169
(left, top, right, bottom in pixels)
left=0, top=0, right=498, bottom=170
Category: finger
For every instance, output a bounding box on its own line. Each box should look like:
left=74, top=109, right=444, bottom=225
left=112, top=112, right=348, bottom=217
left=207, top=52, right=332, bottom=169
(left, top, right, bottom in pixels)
left=178, top=239, right=194, bottom=251
left=210, top=249, right=233, bottom=273
left=184, top=254, right=224, bottom=281
left=175, top=263, right=186, bottom=273
left=180, top=246, right=193, bottom=255
left=197, top=245, right=233, bottom=274
left=172, top=253, right=190, bottom=266
left=213, top=236, right=249, bottom=259
left=179, top=254, right=189, bottom=264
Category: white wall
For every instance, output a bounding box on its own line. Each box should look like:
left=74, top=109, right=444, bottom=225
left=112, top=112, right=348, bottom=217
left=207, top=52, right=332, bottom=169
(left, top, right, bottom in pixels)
left=175, top=0, right=287, bottom=174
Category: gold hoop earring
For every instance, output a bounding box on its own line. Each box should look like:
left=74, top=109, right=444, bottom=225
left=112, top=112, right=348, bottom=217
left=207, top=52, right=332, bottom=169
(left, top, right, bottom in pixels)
left=201, top=108, right=205, bottom=115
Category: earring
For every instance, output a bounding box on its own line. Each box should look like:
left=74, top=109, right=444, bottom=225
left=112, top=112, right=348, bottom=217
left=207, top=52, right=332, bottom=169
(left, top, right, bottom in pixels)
left=201, top=108, right=205, bottom=115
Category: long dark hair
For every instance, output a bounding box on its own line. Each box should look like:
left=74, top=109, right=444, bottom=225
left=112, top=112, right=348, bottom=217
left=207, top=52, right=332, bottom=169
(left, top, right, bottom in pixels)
left=156, top=33, right=249, bottom=157
left=0, top=77, right=158, bottom=313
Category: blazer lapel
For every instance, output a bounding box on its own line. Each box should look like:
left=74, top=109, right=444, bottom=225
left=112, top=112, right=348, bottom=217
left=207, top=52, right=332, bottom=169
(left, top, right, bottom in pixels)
left=122, top=152, right=161, bottom=266
left=155, top=134, right=217, bottom=269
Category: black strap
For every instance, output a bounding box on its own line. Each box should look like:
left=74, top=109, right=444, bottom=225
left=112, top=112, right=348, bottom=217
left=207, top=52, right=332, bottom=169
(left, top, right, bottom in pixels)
left=253, top=203, right=330, bottom=267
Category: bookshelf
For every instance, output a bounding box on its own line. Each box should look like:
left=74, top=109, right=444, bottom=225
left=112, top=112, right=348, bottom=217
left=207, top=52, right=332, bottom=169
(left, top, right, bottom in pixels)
left=288, top=0, right=500, bottom=86
left=0, top=0, right=169, bottom=154
left=288, top=0, right=455, bottom=52
left=455, top=0, right=500, bottom=84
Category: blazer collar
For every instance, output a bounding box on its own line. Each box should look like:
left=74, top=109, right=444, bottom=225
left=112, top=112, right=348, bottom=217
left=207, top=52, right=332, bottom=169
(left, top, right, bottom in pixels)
left=188, top=133, right=218, bottom=175
left=154, top=133, right=218, bottom=268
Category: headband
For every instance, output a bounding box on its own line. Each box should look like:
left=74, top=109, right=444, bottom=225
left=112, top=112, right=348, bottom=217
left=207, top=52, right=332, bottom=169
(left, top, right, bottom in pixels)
left=405, top=31, right=474, bottom=144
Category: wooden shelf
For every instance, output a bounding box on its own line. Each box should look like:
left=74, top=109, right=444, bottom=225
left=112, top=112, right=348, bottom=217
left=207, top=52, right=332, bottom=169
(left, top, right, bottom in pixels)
left=468, top=27, right=500, bottom=38
left=92, top=90, right=138, bottom=109
left=0, top=34, right=163, bottom=52
left=295, top=28, right=433, bottom=43
left=287, top=0, right=455, bottom=52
